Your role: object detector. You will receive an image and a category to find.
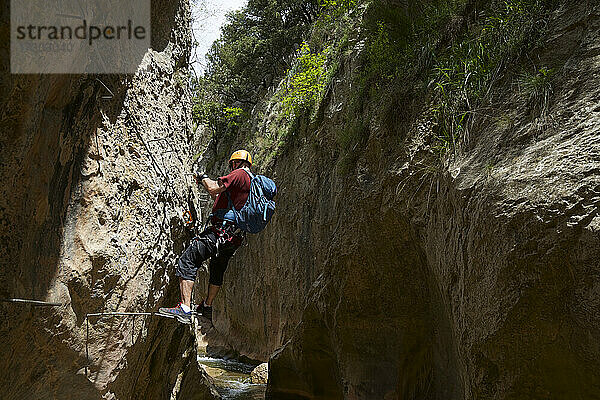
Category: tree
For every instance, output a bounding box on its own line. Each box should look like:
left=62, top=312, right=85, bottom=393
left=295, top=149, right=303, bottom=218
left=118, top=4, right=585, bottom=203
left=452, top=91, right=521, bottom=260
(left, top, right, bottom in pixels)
left=202, top=0, right=321, bottom=112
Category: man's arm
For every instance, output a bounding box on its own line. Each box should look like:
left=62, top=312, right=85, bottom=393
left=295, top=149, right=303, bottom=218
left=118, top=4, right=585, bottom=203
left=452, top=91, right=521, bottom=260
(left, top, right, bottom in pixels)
left=201, top=177, right=226, bottom=199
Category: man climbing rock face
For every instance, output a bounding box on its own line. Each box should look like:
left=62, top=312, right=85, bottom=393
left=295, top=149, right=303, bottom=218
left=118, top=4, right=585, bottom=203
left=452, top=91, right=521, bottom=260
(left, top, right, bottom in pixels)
left=158, top=150, right=253, bottom=324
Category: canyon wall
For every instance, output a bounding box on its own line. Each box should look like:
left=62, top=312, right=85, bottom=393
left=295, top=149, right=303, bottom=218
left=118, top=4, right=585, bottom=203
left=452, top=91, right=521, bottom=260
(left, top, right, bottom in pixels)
left=202, top=1, right=600, bottom=399
left=0, top=1, right=215, bottom=398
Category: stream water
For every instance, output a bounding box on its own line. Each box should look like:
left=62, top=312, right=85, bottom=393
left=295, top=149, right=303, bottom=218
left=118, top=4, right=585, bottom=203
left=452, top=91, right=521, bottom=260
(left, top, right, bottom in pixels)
left=197, top=355, right=266, bottom=399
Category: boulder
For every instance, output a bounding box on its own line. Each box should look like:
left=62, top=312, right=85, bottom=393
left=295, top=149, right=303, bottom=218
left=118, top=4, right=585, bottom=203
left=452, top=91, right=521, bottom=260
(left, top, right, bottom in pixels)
left=251, top=363, right=269, bottom=384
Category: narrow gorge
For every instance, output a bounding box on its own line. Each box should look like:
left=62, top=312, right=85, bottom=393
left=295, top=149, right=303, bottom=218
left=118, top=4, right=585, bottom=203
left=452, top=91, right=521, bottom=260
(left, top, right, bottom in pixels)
left=1, top=0, right=600, bottom=399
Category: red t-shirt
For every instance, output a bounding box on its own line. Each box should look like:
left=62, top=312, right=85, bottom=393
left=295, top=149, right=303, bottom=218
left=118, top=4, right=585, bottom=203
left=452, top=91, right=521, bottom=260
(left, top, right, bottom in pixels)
left=211, top=168, right=251, bottom=224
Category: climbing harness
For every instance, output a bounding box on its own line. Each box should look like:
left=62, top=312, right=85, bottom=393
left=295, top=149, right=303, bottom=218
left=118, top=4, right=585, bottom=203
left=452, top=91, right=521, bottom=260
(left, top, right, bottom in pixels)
left=192, top=220, right=245, bottom=257
left=214, top=222, right=245, bottom=255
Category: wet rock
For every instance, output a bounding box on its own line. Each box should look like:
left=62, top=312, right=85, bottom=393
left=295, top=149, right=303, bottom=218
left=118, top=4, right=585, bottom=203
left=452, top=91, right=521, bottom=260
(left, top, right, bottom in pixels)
left=203, top=367, right=226, bottom=379
left=177, top=348, right=221, bottom=400
left=251, top=363, right=268, bottom=384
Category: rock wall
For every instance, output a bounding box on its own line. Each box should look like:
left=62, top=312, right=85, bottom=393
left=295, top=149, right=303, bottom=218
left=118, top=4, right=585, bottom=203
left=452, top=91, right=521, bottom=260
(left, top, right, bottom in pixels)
left=0, top=1, right=215, bottom=398
left=202, top=1, right=600, bottom=399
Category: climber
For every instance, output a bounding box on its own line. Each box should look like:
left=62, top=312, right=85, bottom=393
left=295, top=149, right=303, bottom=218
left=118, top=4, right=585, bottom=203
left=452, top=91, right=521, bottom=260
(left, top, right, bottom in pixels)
left=158, top=150, right=253, bottom=324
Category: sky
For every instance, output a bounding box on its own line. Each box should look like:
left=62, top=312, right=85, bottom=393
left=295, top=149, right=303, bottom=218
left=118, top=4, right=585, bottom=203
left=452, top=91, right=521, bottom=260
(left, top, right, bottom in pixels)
left=190, top=0, right=247, bottom=75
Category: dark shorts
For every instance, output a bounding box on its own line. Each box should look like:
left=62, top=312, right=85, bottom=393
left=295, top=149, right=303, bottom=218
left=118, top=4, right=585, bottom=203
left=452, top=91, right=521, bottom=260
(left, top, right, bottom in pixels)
left=175, top=227, right=239, bottom=286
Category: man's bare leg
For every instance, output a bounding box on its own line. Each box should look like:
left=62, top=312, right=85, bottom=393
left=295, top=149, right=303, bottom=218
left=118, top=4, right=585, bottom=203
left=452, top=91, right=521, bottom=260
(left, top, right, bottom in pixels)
left=180, top=277, right=194, bottom=308
left=205, top=284, right=220, bottom=306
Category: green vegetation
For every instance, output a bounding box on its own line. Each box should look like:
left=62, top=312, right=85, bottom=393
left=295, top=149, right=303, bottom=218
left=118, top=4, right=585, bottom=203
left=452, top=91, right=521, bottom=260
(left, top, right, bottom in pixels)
left=319, top=0, right=358, bottom=22
left=191, top=77, right=247, bottom=137
left=280, top=42, right=329, bottom=117
left=196, top=0, right=320, bottom=109
left=358, top=0, right=557, bottom=155
left=429, top=0, right=554, bottom=152
left=191, top=0, right=560, bottom=171
left=191, top=0, right=360, bottom=167
left=519, top=66, right=555, bottom=114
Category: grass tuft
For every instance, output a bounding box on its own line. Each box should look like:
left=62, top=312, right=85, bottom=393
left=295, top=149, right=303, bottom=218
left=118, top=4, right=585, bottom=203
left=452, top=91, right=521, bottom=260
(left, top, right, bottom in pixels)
left=519, top=66, right=555, bottom=115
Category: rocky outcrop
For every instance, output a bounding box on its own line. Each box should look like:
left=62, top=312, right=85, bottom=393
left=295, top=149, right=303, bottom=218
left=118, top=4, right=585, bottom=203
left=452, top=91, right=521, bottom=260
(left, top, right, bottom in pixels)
left=251, top=363, right=269, bottom=384
left=110, top=318, right=220, bottom=400
left=0, top=0, right=214, bottom=398
left=202, top=1, right=600, bottom=399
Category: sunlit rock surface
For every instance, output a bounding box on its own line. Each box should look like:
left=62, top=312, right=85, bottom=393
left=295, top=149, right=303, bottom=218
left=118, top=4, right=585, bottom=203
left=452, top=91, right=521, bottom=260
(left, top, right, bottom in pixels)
left=0, top=0, right=216, bottom=398
left=199, top=1, right=600, bottom=399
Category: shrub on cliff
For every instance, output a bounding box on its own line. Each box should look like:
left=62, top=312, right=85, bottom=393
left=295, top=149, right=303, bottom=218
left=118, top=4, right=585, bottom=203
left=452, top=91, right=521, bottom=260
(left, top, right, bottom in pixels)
left=339, top=0, right=559, bottom=158
left=279, top=42, right=329, bottom=117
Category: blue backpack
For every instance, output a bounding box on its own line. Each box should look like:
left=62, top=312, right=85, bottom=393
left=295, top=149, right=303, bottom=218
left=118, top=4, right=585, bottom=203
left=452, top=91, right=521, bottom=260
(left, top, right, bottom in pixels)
left=216, top=168, right=276, bottom=233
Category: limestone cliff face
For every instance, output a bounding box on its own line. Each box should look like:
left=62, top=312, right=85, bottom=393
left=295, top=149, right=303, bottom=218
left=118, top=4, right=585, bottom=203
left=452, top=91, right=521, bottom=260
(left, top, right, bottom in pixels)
left=202, top=1, right=600, bottom=399
left=0, top=1, right=215, bottom=399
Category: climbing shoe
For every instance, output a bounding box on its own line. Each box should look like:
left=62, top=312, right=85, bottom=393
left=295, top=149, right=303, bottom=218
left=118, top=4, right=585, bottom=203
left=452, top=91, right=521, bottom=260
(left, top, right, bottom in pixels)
left=195, top=302, right=212, bottom=321
left=158, top=303, right=191, bottom=324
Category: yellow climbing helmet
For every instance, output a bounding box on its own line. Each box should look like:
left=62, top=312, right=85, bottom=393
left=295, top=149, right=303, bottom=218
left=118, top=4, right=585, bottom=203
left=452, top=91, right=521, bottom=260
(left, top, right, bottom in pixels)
left=229, top=149, right=253, bottom=166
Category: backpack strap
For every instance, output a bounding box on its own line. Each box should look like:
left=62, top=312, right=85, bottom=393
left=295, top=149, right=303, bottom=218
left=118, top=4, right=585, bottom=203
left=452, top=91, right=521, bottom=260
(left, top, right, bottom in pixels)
left=241, top=166, right=254, bottom=180
left=210, top=168, right=254, bottom=224
left=241, top=168, right=268, bottom=221
left=210, top=191, right=236, bottom=224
